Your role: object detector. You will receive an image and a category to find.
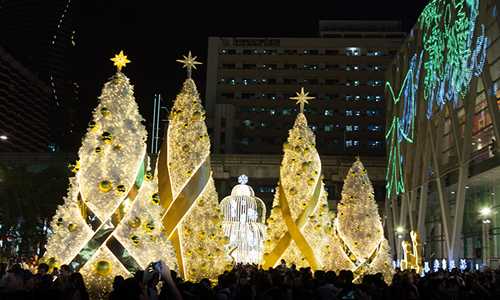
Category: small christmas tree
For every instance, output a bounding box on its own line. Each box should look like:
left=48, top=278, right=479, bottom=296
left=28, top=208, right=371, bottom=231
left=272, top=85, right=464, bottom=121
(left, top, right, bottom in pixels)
left=334, top=158, right=393, bottom=282
left=157, top=52, right=230, bottom=281
left=42, top=51, right=176, bottom=299
left=262, top=88, right=340, bottom=270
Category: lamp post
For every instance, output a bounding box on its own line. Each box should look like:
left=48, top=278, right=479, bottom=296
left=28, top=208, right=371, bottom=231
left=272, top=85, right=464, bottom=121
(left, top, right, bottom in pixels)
left=395, top=225, right=405, bottom=262
left=479, top=207, right=492, bottom=266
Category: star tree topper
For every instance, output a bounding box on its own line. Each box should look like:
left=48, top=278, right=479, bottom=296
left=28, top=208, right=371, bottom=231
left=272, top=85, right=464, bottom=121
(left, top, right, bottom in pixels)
left=290, top=87, right=315, bottom=113
left=110, top=50, right=131, bottom=72
left=176, top=51, right=202, bottom=78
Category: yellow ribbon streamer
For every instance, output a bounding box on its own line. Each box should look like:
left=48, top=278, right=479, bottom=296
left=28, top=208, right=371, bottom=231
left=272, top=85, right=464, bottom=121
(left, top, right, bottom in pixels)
left=263, top=175, right=322, bottom=270
left=157, top=127, right=211, bottom=279
left=71, top=161, right=144, bottom=273
left=334, top=222, right=382, bottom=281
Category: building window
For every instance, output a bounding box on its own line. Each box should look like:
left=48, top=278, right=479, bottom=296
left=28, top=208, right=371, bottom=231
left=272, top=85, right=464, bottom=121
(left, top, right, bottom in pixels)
left=354, top=110, right=361, bottom=117
left=325, top=64, right=339, bottom=70
left=366, top=109, right=380, bottom=117
left=324, top=109, right=334, bottom=116
left=222, top=64, right=235, bottom=69
left=325, top=49, right=339, bottom=55
left=242, top=49, right=252, bottom=55
left=243, top=64, right=256, bottom=69
left=367, top=50, right=384, bottom=56
left=345, top=110, right=353, bottom=116
left=242, top=120, right=254, bottom=128
left=368, top=124, right=382, bottom=132
left=346, top=125, right=353, bottom=132
left=229, top=79, right=237, bottom=85
left=284, top=49, right=298, bottom=55
left=367, top=80, right=383, bottom=87
left=284, top=78, right=297, bottom=85
left=368, top=140, right=383, bottom=149
left=324, top=124, right=334, bottom=132
left=345, top=47, right=361, bottom=56
left=221, top=92, right=234, bottom=98
left=303, top=64, right=319, bottom=70
left=267, top=78, right=277, bottom=84
left=284, top=64, right=297, bottom=69
left=227, top=49, right=237, bottom=55
left=241, top=93, right=255, bottom=99
left=303, top=49, right=319, bottom=55
left=345, top=140, right=360, bottom=148
left=325, top=79, right=338, bottom=85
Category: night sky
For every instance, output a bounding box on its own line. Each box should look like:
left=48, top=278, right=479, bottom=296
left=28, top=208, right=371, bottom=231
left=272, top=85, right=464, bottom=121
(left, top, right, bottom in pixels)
left=75, top=1, right=427, bottom=140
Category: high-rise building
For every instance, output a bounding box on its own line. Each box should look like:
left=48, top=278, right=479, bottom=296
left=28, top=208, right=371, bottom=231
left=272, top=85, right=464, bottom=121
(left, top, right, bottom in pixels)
left=385, top=0, right=500, bottom=265
left=206, top=20, right=404, bottom=156
left=0, top=0, right=79, bottom=151
left=0, top=46, right=51, bottom=152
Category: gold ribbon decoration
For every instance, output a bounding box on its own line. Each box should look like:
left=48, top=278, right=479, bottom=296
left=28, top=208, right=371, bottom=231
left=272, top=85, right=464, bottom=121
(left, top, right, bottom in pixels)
left=69, top=155, right=146, bottom=274
left=157, top=126, right=211, bottom=279
left=263, top=174, right=322, bottom=270
left=334, top=221, right=382, bottom=282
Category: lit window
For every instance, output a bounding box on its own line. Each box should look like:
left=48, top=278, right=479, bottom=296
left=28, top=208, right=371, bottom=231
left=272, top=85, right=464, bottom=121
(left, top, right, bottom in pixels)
left=353, top=125, right=359, bottom=131
left=353, top=80, right=360, bottom=86
left=346, top=125, right=353, bottom=132
left=345, top=95, right=353, bottom=101
left=345, top=47, right=361, bottom=56
left=324, top=124, right=334, bottom=132
left=324, top=110, right=334, bottom=116
left=354, top=111, right=361, bottom=117
left=345, top=110, right=353, bottom=116
left=367, top=110, right=379, bottom=117
left=310, top=125, right=317, bottom=132
left=355, top=95, right=361, bottom=101
left=230, top=79, right=236, bottom=85
left=368, top=140, right=383, bottom=149
left=346, top=140, right=360, bottom=148
left=368, top=124, right=382, bottom=132
left=242, top=120, right=253, bottom=128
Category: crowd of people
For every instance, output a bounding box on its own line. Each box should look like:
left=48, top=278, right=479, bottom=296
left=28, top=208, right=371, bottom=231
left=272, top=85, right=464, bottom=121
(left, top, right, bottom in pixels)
left=1, top=259, right=500, bottom=300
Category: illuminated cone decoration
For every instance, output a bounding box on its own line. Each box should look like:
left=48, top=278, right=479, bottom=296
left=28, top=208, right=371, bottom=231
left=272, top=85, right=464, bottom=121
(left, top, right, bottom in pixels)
left=262, top=88, right=340, bottom=270
left=42, top=51, right=176, bottom=299
left=157, top=52, right=230, bottom=281
left=334, top=158, right=393, bottom=283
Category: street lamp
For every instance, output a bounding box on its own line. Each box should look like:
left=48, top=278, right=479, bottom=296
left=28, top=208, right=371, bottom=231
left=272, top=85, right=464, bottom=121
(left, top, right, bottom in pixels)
left=396, top=226, right=405, bottom=238
left=479, top=206, right=493, bottom=266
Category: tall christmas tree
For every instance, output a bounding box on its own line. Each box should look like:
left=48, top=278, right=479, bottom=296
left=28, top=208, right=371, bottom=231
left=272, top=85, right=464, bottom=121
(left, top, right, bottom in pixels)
left=262, top=88, right=341, bottom=270
left=157, top=52, right=230, bottom=281
left=42, top=51, right=176, bottom=299
left=334, top=158, right=393, bottom=282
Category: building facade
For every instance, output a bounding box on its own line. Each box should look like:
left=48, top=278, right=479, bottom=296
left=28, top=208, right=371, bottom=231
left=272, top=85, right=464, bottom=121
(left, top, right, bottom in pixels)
left=0, top=0, right=79, bottom=151
left=205, top=20, right=405, bottom=156
left=385, top=0, right=500, bottom=267
left=0, top=46, right=51, bottom=152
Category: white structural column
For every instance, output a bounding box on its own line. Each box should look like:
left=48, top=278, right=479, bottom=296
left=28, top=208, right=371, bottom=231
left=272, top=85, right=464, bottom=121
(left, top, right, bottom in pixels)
left=417, top=131, right=430, bottom=242
left=450, top=78, right=477, bottom=259
left=428, top=118, right=452, bottom=257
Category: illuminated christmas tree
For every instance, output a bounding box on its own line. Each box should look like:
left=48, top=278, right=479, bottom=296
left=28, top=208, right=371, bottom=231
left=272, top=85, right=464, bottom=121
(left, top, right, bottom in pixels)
left=262, top=88, right=341, bottom=270
left=157, top=52, right=230, bottom=281
left=334, top=158, right=393, bottom=283
left=42, top=51, right=176, bottom=299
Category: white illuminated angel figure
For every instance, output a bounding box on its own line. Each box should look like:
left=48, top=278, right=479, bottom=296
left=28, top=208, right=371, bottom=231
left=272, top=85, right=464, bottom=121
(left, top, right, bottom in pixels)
left=220, top=175, right=267, bottom=264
